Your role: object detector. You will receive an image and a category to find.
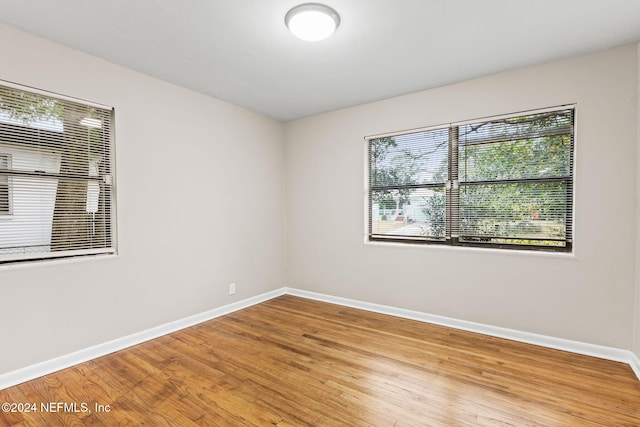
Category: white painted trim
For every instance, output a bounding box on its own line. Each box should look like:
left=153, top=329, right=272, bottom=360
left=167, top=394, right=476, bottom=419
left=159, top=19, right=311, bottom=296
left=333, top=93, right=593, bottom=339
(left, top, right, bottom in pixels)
left=630, top=352, right=640, bottom=380
left=364, top=104, right=575, bottom=140
left=0, top=288, right=286, bottom=390
left=0, top=78, right=112, bottom=110
left=283, top=287, right=640, bottom=381
left=2, top=286, right=639, bottom=390
left=364, top=239, right=576, bottom=259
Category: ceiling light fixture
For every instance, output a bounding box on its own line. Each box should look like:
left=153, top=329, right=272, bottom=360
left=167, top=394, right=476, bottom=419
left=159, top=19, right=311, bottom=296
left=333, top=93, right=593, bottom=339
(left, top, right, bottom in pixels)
left=285, top=3, right=340, bottom=42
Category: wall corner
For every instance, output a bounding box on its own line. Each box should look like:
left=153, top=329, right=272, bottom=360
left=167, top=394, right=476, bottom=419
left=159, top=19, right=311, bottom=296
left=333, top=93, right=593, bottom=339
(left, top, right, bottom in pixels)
left=634, top=41, right=640, bottom=358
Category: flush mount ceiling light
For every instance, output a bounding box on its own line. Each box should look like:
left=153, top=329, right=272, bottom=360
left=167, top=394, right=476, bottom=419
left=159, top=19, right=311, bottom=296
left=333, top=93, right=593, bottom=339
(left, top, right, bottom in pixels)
left=285, top=3, right=340, bottom=41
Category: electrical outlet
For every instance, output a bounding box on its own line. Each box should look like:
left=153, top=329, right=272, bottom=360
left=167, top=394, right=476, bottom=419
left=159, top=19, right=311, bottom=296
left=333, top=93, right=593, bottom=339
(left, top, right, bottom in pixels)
left=228, top=283, right=237, bottom=295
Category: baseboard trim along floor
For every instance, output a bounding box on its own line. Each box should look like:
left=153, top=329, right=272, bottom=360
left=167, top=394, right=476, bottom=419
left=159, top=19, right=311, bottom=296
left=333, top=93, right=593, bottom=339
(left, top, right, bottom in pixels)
left=1, top=286, right=638, bottom=390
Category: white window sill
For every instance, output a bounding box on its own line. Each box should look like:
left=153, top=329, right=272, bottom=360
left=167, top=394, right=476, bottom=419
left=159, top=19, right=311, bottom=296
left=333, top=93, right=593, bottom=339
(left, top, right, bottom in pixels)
left=0, top=252, right=117, bottom=271
left=364, top=239, right=576, bottom=259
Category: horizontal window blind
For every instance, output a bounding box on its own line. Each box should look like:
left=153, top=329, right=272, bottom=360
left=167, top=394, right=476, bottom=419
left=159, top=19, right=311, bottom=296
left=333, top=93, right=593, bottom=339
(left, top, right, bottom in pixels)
left=367, top=106, right=574, bottom=252
left=458, top=109, right=573, bottom=248
left=369, top=129, right=448, bottom=241
left=0, top=83, right=115, bottom=263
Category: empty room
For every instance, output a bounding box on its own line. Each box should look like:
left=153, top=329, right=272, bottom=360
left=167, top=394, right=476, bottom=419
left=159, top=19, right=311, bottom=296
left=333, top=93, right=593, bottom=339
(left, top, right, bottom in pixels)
left=1, top=0, right=640, bottom=425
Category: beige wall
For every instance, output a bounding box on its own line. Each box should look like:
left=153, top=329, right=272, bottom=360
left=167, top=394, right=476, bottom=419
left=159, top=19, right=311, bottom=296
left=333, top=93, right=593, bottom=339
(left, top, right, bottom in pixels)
left=0, top=24, right=286, bottom=374
left=285, top=44, right=638, bottom=349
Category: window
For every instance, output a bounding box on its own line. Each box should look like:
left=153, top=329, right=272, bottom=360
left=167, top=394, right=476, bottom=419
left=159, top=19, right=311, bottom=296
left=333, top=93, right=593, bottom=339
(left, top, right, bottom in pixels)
left=0, top=82, right=116, bottom=262
left=0, top=154, right=9, bottom=214
left=367, top=106, right=574, bottom=252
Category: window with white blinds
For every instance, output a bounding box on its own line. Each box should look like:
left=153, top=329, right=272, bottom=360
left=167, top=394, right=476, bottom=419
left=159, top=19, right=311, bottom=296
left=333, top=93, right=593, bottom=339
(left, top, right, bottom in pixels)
left=0, top=82, right=116, bottom=263
left=367, top=106, right=574, bottom=252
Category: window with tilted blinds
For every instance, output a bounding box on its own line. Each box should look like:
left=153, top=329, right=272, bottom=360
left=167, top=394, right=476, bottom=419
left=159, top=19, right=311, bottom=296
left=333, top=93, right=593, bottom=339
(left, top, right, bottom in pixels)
left=367, top=106, right=574, bottom=252
left=0, top=81, right=116, bottom=263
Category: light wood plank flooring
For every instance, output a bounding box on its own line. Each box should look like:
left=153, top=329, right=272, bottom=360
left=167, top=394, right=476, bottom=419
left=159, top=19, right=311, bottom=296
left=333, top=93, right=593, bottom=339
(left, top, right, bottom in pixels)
left=1, top=295, right=639, bottom=426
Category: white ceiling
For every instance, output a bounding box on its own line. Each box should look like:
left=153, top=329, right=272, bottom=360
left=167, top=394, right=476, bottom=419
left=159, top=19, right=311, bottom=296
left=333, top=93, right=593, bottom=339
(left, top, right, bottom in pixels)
left=1, top=0, right=640, bottom=121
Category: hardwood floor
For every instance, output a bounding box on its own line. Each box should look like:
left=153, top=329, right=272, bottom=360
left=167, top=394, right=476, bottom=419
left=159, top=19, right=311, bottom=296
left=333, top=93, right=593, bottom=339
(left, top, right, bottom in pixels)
left=1, top=295, right=639, bottom=426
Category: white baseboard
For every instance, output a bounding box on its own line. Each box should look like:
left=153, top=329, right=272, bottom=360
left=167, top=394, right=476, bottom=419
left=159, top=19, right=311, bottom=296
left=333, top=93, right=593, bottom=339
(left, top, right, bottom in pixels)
left=0, top=288, right=286, bottom=390
left=283, top=287, right=640, bottom=381
left=630, top=352, right=640, bottom=380
left=2, top=285, right=639, bottom=390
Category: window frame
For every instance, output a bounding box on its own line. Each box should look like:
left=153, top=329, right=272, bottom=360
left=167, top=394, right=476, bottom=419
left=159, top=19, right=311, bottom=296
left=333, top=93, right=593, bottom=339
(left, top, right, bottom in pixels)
left=365, top=105, right=575, bottom=253
left=0, top=80, right=117, bottom=264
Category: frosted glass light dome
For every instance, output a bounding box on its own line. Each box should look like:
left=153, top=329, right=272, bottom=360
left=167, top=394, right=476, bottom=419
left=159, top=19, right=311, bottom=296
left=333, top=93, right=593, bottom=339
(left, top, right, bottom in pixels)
left=285, top=3, right=340, bottom=41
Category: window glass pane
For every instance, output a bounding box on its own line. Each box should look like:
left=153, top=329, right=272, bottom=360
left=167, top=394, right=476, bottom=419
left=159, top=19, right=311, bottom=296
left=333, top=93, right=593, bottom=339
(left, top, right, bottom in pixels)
left=459, top=181, right=569, bottom=247
left=0, top=177, right=57, bottom=255
left=459, top=110, right=573, bottom=182
left=371, top=187, right=445, bottom=240
left=370, top=128, right=448, bottom=188
left=459, top=135, right=572, bottom=182
left=458, top=110, right=573, bottom=145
